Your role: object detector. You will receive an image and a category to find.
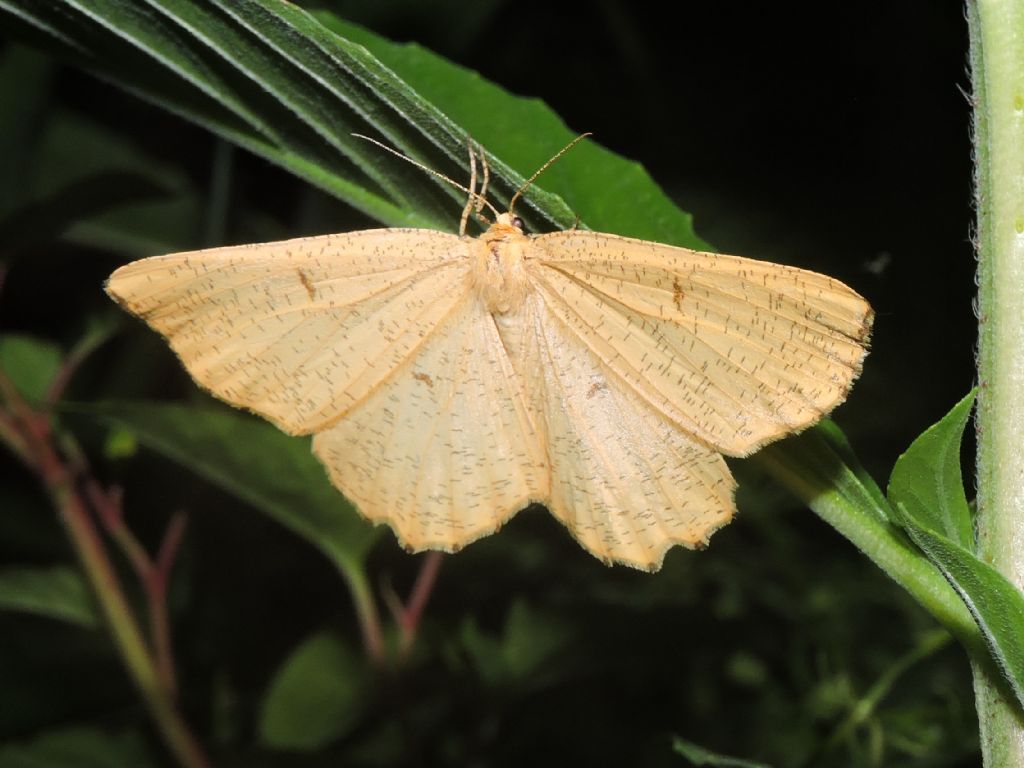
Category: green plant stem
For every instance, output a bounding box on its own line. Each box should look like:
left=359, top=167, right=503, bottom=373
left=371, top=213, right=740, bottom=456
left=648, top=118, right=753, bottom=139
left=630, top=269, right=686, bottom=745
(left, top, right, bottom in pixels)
left=338, top=558, right=384, bottom=664
left=969, top=0, right=1024, bottom=765
left=755, top=437, right=985, bottom=658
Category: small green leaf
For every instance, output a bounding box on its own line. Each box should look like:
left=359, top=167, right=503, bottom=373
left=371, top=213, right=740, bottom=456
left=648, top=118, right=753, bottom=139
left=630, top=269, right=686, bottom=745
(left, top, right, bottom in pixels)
left=258, top=630, right=366, bottom=751
left=0, top=565, right=99, bottom=628
left=461, top=599, right=571, bottom=688
left=886, top=391, right=1024, bottom=709
left=0, top=333, right=62, bottom=403
left=500, top=599, right=571, bottom=680
left=102, top=425, right=138, bottom=460
left=888, top=390, right=975, bottom=549
left=459, top=619, right=503, bottom=687
left=0, top=726, right=155, bottom=768
left=672, top=736, right=773, bottom=768
left=74, top=401, right=379, bottom=571
left=892, top=502, right=1024, bottom=712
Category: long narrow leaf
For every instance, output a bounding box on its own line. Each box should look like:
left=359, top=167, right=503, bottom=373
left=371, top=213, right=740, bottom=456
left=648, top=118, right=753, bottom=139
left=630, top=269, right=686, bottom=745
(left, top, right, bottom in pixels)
left=0, top=0, right=704, bottom=247
left=894, top=502, right=1024, bottom=711
left=888, top=390, right=1024, bottom=711
left=0, top=566, right=99, bottom=628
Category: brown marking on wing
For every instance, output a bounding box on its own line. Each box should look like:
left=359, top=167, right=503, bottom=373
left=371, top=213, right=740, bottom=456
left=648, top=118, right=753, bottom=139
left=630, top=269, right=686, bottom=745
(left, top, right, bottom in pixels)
left=672, top=276, right=685, bottom=311
left=297, top=269, right=315, bottom=299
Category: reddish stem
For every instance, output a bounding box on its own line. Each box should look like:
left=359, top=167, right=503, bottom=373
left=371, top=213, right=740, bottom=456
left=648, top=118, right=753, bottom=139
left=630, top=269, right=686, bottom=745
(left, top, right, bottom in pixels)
left=397, top=551, right=444, bottom=657
left=86, top=477, right=152, bottom=580
left=150, top=512, right=188, bottom=697
left=86, top=475, right=188, bottom=699
left=0, top=369, right=209, bottom=767
left=0, top=402, right=32, bottom=465
left=403, top=551, right=443, bottom=632
left=45, top=352, right=84, bottom=409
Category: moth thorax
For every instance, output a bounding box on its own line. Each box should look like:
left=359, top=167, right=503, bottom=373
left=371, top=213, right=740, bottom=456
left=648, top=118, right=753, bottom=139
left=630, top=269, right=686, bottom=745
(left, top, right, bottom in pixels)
left=470, top=236, right=531, bottom=314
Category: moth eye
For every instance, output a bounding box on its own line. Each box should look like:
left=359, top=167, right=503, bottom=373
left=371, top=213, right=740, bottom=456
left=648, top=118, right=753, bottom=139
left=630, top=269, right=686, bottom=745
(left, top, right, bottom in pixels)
left=512, top=216, right=525, bottom=231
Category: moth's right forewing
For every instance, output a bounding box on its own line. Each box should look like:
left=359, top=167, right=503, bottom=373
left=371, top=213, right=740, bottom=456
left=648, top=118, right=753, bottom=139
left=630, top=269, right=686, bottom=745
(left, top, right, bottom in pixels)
left=106, top=229, right=469, bottom=434
left=531, top=231, right=872, bottom=455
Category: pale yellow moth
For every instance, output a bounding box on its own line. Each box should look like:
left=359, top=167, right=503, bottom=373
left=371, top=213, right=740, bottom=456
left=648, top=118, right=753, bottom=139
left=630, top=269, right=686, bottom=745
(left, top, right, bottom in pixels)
left=106, top=137, right=872, bottom=571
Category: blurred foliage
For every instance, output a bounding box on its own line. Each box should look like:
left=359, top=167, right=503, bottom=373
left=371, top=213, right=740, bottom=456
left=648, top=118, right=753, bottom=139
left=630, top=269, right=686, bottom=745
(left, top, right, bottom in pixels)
left=0, top=2, right=987, bottom=767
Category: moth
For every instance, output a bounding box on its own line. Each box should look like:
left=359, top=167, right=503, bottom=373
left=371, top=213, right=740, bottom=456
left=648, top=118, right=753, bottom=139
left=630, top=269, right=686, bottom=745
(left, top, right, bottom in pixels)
left=106, top=136, right=872, bottom=570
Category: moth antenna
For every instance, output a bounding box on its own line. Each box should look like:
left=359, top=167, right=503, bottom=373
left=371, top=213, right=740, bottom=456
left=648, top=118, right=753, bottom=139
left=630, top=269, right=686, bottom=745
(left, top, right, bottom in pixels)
left=508, top=132, right=592, bottom=216
left=352, top=133, right=500, bottom=220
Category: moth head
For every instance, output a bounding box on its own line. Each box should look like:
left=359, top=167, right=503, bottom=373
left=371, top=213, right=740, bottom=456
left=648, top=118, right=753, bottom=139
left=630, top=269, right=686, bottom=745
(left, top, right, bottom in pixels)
left=493, top=212, right=526, bottom=232
left=483, top=212, right=528, bottom=243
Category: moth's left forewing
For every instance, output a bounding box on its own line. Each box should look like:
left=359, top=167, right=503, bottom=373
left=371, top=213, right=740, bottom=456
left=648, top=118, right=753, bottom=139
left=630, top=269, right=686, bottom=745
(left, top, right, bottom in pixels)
left=529, top=231, right=872, bottom=456
left=106, top=230, right=471, bottom=435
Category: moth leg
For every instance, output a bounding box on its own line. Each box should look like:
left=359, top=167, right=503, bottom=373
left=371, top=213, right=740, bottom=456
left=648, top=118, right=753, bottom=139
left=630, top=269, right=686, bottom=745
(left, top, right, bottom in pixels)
left=459, top=139, right=479, bottom=237
left=473, top=143, right=491, bottom=225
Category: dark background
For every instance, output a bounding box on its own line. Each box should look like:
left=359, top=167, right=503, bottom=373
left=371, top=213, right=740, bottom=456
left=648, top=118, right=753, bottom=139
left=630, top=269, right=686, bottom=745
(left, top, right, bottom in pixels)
left=0, top=2, right=981, bottom=766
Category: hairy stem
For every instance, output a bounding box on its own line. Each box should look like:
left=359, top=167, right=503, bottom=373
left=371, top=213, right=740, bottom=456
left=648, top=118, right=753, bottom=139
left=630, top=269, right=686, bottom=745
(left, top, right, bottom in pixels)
left=969, top=0, right=1024, bottom=765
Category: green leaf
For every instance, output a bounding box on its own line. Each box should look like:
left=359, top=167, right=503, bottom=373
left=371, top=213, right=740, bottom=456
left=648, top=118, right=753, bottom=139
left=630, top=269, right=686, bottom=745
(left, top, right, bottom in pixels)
left=888, top=390, right=975, bottom=549
left=321, top=12, right=706, bottom=246
left=258, top=629, right=367, bottom=751
left=500, top=599, right=571, bottom=680
left=0, top=726, right=156, bottom=768
left=0, top=45, right=54, bottom=219
left=887, top=391, right=1024, bottom=711
left=0, top=99, right=200, bottom=254
left=815, top=418, right=890, bottom=522
left=1, top=0, right=704, bottom=248
left=73, top=401, right=379, bottom=572
left=0, top=333, right=62, bottom=404
left=0, top=565, right=99, bottom=628
left=0, top=0, right=489, bottom=229
left=893, top=503, right=1024, bottom=711
left=102, top=425, right=138, bottom=460
left=461, top=599, right=571, bottom=688
left=672, top=736, right=773, bottom=768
